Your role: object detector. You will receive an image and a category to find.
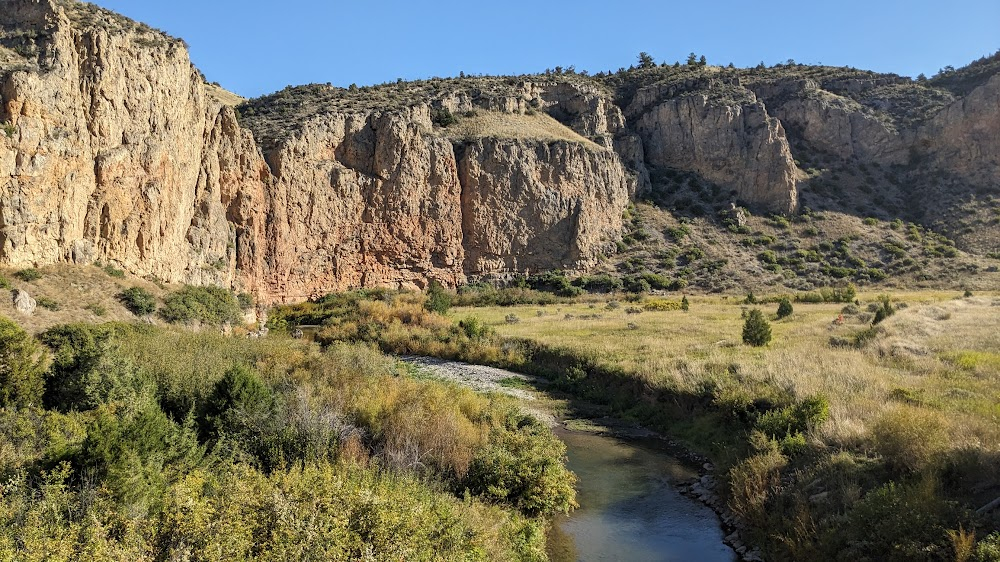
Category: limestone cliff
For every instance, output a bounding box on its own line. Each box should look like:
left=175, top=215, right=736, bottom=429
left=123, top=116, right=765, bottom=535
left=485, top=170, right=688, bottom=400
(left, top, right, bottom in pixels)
left=1, top=0, right=997, bottom=302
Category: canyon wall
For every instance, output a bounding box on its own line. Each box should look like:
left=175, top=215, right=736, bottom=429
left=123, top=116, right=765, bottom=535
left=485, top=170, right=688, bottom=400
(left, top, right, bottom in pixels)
left=1, top=0, right=996, bottom=302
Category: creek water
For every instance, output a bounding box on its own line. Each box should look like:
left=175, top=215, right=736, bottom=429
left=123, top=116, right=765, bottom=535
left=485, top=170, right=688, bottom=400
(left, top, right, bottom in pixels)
left=395, top=356, right=736, bottom=561
left=546, top=428, right=736, bottom=562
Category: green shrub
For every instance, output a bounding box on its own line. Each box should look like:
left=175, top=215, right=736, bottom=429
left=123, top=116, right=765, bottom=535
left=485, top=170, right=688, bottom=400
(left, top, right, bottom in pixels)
left=681, top=296, right=690, bottom=311
left=977, top=532, right=1000, bottom=562
left=463, top=414, right=577, bottom=516
left=424, top=280, right=452, bottom=314
left=76, top=404, right=203, bottom=513
left=161, top=286, right=243, bottom=325
left=431, top=107, right=458, bottom=127
left=872, top=295, right=895, bottom=325
left=103, top=264, right=126, bottom=278
left=843, top=480, right=960, bottom=561
left=574, top=274, right=624, bottom=293
left=527, top=271, right=581, bottom=297
left=85, top=303, right=107, bottom=316
left=0, top=276, right=11, bottom=290
left=742, top=309, right=772, bottom=347
left=38, top=323, right=150, bottom=412
left=202, top=365, right=282, bottom=468
left=237, top=292, right=254, bottom=310
left=35, top=296, right=61, bottom=311
left=776, top=297, right=793, bottom=319
left=458, top=317, right=490, bottom=340
left=118, top=287, right=156, bottom=316
left=14, top=268, right=42, bottom=282
left=0, top=316, right=47, bottom=407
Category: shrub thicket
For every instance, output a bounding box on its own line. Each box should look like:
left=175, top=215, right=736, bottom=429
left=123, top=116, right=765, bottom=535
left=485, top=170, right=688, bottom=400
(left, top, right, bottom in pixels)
left=0, top=316, right=47, bottom=407
left=160, top=286, right=243, bottom=325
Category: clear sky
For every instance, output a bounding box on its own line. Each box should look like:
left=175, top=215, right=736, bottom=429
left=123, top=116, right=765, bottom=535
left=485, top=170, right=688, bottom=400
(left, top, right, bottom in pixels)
left=88, top=0, right=999, bottom=99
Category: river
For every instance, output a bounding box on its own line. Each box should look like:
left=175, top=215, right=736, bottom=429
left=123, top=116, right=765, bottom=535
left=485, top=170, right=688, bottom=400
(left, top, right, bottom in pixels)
left=401, top=356, right=737, bottom=562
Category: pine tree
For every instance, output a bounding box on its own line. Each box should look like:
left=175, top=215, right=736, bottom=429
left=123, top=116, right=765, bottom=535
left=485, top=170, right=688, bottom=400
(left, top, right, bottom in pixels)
left=742, top=309, right=772, bottom=347
left=637, top=52, right=655, bottom=69
left=681, top=295, right=690, bottom=312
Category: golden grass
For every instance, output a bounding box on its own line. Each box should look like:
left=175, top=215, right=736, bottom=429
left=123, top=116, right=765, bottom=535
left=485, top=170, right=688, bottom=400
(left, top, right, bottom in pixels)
left=442, top=111, right=603, bottom=149
left=0, top=264, right=170, bottom=334
left=451, top=291, right=1000, bottom=453
left=205, top=83, right=246, bottom=107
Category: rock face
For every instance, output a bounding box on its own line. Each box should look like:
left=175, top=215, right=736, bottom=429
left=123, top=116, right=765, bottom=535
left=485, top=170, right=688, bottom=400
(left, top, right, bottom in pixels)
left=628, top=87, right=799, bottom=213
left=458, top=139, right=630, bottom=274
left=1, top=0, right=997, bottom=302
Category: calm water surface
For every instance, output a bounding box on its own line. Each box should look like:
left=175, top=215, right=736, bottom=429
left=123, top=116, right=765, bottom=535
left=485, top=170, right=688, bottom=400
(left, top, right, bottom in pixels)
left=547, top=428, right=737, bottom=562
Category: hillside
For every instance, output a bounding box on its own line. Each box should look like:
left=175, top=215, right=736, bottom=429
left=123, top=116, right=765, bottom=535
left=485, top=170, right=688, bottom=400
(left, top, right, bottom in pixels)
left=0, top=0, right=998, bottom=304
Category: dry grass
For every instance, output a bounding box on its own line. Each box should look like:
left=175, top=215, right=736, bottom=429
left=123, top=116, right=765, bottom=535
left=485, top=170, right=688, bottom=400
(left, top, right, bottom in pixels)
left=0, top=264, right=170, bottom=334
left=450, top=291, right=1000, bottom=454
left=205, top=83, right=245, bottom=107
left=442, top=111, right=602, bottom=149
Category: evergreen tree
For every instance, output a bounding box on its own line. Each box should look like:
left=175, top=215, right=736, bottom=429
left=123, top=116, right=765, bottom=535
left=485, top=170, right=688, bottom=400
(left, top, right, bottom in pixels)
left=776, top=297, right=793, bottom=319
left=742, top=309, right=772, bottom=347
left=698, top=55, right=707, bottom=66
left=681, top=295, right=690, bottom=312
left=637, top=52, right=656, bottom=69
left=686, top=52, right=698, bottom=66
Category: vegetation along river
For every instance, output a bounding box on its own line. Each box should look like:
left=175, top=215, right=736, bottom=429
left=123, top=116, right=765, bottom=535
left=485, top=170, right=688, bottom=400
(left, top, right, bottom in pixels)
left=402, top=357, right=737, bottom=562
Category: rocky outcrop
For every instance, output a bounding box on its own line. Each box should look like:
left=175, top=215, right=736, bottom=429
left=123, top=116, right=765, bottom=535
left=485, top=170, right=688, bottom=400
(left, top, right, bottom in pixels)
left=458, top=139, right=630, bottom=274
left=629, top=88, right=799, bottom=213
left=12, top=288, right=34, bottom=315
left=749, top=79, right=905, bottom=163
left=1, top=0, right=225, bottom=284
left=918, top=73, right=1000, bottom=183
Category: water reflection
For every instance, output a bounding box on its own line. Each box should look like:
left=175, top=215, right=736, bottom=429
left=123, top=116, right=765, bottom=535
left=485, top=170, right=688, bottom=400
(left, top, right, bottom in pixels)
left=548, top=429, right=736, bottom=562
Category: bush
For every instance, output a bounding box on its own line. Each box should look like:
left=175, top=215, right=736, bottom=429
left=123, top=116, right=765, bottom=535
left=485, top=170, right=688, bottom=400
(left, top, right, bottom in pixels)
left=118, top=287, right=156, bottom=316
left=681, top=295, right=690, bottom=311
left=424, top=281, right=452, bottom=314
left=161, top=286, right=243, bottom=325
left=742, top=309, right=772, bottom=347
left=871, top=407, right=946, bottom=475
left=35, top=296, right=60, bottom=311
left=643, top=299, right=681, bottom=311
left=103, top=264, right=126, bottom=278
left=237, top=292, right=254, bottom=310
left=777, top=297, right=793, bottom=319
left=0, top=316, right=47, bottom=407
left=202, top=365, right=282, bottom=468
left=38, top=323, right=149, bottom=412
left=458, top=317, right=490, bottom=340
left=14, top=268, right=42, bottom=282
left=527, top=271, right=581, bottom=297
left=463, top=414, right=577, bottom=516
left=977, top=532, right=1000, bottom=562
left=77, top=404, right=203, bottom=513
left=872, top=295, right=895, bottom=325
left=574, top=274, right=624, bottom=293
left=431, top=107, right=458, bottom=127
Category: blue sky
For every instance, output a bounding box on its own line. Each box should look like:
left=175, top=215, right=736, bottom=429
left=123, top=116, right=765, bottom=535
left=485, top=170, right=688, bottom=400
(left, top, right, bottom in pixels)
left=89, top=0, right=999, bottom=99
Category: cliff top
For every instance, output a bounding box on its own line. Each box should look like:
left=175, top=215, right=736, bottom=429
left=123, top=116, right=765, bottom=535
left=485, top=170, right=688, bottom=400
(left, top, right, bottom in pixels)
left=236, top=52, right=998, bottom=151
left=0, top=0, right=183, bottom=74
